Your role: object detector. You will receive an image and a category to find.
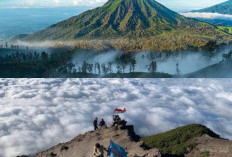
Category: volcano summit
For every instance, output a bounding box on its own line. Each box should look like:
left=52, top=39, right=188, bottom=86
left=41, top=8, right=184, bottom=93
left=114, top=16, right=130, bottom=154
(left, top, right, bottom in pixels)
left=17, top=0, right=231, bottom=51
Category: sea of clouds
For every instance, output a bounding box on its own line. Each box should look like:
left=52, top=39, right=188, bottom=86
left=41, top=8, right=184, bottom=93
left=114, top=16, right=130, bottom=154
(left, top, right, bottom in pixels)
left=0, top=79, right=232, bottom=157
left=181, top=12, right=232, bottom=20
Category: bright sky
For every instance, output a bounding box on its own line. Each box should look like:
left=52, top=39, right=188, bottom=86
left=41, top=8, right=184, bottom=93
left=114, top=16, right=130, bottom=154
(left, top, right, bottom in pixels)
left=0, top=0, right=228, bottom=11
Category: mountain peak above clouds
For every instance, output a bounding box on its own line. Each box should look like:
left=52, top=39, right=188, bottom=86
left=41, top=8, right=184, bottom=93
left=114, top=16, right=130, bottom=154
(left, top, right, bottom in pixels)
left=15, top=0, right=232, bottom=51
left=21, top=0, right=186, bottom=40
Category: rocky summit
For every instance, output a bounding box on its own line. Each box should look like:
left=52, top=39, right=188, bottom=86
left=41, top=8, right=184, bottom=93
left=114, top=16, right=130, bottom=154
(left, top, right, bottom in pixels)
left=34, top=125, right=161, bottom=157
left=17, top=123, right=232, bottom=157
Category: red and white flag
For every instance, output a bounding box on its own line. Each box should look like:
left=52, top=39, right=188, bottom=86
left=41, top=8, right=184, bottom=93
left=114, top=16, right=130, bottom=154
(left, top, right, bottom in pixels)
left=114, top=108, right=126, bottom=113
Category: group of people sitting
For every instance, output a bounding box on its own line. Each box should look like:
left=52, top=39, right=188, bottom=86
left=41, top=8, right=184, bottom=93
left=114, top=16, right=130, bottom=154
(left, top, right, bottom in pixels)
left=113, top=115, right=127, bottom=126
left=93, top=115, right=127, bottom=131
left=92, top=115, right=128, bottom=157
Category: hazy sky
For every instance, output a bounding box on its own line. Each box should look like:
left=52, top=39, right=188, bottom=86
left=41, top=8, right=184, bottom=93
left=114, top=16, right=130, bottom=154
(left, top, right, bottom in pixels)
left=0, top=0, right=228, bottom=11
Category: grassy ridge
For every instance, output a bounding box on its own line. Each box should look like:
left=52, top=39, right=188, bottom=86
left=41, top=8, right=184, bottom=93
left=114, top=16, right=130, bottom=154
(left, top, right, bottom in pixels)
left=141, top=124, right=220, bottom=156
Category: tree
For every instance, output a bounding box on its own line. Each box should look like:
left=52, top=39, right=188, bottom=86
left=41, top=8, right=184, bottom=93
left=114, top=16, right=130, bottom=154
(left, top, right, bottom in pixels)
left=34, top=51, right=40, bottom=62
left=73, top=68, right=77, bottom=74
left=41, top=51, right=48, bottom=62
left=95, top=62, right=101, bottom=75
left=67, top=62, right=74, bottom=73
left=116, top=65, right=122, bottom=74
left=176, top=62, right=181, bottom=76
left=78, top=67, right=82, bottom=72
left=87, top=63, right=93, bottom=73
left=101, top=63, right=109, bottom=75
left=108, top=62, right=113, bottom=74
left=148, top=61, right=157, bottom=73
left=122, top=64, right=126, bottom=73
left=222, top=50, right=232, bottom=61
left=81, top=61, right=88, bottom=73
left=130, top=57, right=136, bottom=72
left=204, top=40, right=217, bottom=52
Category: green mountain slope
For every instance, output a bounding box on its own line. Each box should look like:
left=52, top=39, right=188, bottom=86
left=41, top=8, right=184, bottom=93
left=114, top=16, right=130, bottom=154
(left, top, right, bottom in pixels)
left=19, top=0, right=232, bottom=51
left=21, top=0, right=187, bottom=40
left=195, top=0, right=232, bottom=15
left=142, top=124, right=220, bottom=156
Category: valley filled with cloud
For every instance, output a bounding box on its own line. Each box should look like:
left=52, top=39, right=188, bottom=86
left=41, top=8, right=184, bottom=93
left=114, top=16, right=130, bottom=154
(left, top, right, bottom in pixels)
left=182, top=12, right=232, bottom=20
left=0, top=79, right=232, bottom=157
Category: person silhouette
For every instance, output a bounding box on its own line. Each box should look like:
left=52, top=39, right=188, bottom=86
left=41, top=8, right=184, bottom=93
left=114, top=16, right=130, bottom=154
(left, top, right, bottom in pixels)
left=93, top=117, right=98, bottom=131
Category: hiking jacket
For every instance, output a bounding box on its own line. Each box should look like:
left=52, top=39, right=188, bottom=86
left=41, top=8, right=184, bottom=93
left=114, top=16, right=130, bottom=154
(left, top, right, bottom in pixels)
left=99, top=120, right=105, bottom=126
left=93, top=120, right=98, bottom=126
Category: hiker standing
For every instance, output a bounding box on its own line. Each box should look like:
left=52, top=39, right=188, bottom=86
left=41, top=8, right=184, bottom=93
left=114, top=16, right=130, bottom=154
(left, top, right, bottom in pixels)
left=93, top=117, right=98, bottom=131
left=93, top=143, right=107, bottom=157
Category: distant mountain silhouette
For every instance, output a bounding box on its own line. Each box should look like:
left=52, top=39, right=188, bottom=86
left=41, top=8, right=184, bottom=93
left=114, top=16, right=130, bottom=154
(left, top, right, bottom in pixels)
left=193, top=0, right=232, bottom=15
left=185, top=60, right=232, bottom=78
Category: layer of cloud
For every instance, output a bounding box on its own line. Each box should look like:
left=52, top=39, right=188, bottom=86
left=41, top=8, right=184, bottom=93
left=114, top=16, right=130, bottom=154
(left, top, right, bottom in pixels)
left=182, top=12, right=232, bottom=20
left=0, top=79, right=232, bottom=157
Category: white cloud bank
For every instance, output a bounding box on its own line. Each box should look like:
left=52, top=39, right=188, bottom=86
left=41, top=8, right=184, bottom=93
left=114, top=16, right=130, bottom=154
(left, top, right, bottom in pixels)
left=181, top=12, right=232, bottom=20
left=0, top=79, right=232, bottom=157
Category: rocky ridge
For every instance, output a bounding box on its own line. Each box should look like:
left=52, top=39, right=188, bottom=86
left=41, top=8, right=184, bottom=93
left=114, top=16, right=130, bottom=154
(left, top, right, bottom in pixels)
left=34, top=125, right=161, bottom=157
